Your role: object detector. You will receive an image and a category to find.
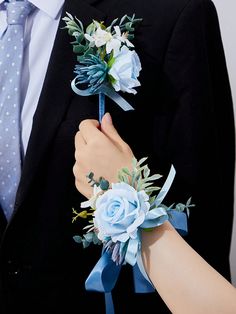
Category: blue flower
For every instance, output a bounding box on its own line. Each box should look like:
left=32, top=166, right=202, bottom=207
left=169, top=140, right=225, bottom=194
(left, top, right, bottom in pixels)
left=74, top=54, right=108, bottom=92
left=109, top=46, right=142, bottom=94
left=94, top=182, right=150, bottom=243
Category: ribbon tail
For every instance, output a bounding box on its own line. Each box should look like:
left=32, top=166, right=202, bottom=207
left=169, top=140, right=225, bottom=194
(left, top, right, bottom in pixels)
left=71, top=79, right=134, bottom=113
left=85, top=250, right=122, bottom=293
left=154, top=165, right=176, bottom=207
left=168, top=210, right=188, bottom=236
left=85, top=250, right=122, bottom=314
left=100, top=85, right=134, bottom=111
left=105, top=293, right=115, bottom=314
left=124, top=238, right=139, bottom=266
left=133, top=253, right=155, bottom=293
left=71, top=78, right=93, bottom=96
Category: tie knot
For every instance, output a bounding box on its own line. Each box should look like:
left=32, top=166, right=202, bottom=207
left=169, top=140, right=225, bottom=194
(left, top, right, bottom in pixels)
left=6, top=1, right=33, bottom=25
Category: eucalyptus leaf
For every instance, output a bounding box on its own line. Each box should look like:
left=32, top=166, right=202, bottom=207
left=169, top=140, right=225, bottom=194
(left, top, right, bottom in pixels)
left=186, top=197, right=193, bottom=206
left=65, top=12, right=74, bottom=20
left=99, top=179, right=110, bottom=191
left=86, top=22, right=96, bottom=35
left=119, top=15, right=128, bottom=25
left=125, top=22, right=135, bottom=32
left=128, top=34, right=135, bottom=40
left=145, top=174, right=162, bottom=181
left=75, top=17, right=84, bottom=32
left=121, top=167, right=131, bottom=176
left=73, top=44, right=85, bottom=54
left=68, top=28, right=77, bottom=36
left=145, top=186, right=161, bottom=193
left=73, top=235, right=82, bottom=243
left=106, top=18, right=119, bottom=32
left=84, top=47, right=95, bottom=56
left=75, top=33, right=85, bottom=44
left=186, top=208, right=190, bottom=217
left=143, top=165, right=150, bottom=178
left=136, top=157, right=148, bottom=167
left=141, top=182, right=154, bottom=189
left=62, top=17, right=71, bottom=22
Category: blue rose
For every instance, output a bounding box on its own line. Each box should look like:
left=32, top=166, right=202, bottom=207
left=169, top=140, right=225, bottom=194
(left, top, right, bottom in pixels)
left=108, top=46, right=142, bottom=94
left=94, top=182, right=150, bottom=243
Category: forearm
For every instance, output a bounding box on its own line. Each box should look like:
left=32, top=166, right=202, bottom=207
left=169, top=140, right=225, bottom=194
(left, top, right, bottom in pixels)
left=141, top=221, right=236, bottom=314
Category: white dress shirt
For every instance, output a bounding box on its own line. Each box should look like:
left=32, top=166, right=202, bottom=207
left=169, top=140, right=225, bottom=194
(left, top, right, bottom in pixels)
left=0, top=0, right=65, bottom=155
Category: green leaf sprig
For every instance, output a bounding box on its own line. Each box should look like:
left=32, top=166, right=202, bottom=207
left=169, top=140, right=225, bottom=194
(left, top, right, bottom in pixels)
left=62, top=13, right=142, bottom=62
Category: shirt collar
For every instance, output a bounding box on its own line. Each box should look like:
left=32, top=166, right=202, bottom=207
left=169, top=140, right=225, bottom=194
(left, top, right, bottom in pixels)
left=0, top=0, right=65, bottom=19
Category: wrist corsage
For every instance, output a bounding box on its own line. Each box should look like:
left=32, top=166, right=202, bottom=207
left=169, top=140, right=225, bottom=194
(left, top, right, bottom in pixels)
left=72, top=157, right=194, bottom=313
left=73, top=157, right=193, bottom=265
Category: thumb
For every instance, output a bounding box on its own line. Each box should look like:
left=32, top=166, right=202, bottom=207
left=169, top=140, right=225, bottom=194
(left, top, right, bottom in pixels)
left=101, top=112, right=126, bottom=148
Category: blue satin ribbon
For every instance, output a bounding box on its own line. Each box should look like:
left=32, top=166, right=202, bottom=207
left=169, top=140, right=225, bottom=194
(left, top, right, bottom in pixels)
left=153, top=165, right=176, bottom=207
left=168, top=210, right=188, bottom=236
left=85, top=209, right=188, bottom=314
left=84, top=250, right=121, bottom=314
left=132, top=260, right=155, bottom=293
left=85, top=250, right=122, bottom=293
left=71, top=79, right=134, bottom=122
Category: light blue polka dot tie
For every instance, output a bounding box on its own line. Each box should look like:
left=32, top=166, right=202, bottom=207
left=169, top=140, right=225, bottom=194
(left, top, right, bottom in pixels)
left=0, top=0, right=34, bottom=221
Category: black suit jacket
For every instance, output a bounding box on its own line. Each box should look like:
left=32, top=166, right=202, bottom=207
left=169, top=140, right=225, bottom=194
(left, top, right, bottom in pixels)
left=0, top=0, right=235, bottom=313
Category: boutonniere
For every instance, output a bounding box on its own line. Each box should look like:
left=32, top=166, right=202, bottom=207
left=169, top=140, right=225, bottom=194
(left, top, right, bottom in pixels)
left=62, top=13, right=142, bottom=121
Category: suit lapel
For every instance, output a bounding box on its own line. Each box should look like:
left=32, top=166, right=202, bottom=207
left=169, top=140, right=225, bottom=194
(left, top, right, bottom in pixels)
left=13, top=0, right=107, bottom=213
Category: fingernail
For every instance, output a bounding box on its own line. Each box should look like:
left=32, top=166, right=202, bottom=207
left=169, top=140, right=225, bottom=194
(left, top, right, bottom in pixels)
left=105, top=112, right=112, bottom=124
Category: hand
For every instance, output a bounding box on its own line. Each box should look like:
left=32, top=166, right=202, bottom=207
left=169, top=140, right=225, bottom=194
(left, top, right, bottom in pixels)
left=73, top=112, right=134, bottom=199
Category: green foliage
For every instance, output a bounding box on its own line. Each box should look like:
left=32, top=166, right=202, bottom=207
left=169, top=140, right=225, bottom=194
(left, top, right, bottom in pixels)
left=72, top=157, right=194, bottom=249
left=86, top=172, right=110, bottom=190
left=62, top=13, right=142, bottom=62
left=62, top=12, right=88, bottom=59
left=161, top=197, right=195, bottom=219
left=73, top=232, right=102, bottom=248
left=118, top=157, right=162, bottom=195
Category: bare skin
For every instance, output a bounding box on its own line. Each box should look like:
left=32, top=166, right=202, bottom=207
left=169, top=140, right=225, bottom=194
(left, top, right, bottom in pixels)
left=73, top=112, right=236, bottom=314
left=73, top=113, right=133, bottom=198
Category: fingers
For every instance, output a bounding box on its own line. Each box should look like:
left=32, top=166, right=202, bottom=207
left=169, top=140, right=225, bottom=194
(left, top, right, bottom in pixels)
left=101, top=112, right=133, bottom=152
left=73, top=162, right=92, bottom=199
left=78, top=115, right=125, bottom=151
left=101, top=113, right=121, bottom=143
left=75, top=131, right=86, bottom=147
left=79, top=119, right=100, bottom=143
left=74, top=131, right=85, bottom=155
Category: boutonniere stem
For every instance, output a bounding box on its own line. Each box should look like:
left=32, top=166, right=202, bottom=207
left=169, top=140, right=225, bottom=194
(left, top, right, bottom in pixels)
left=99, top=92, right=105, bottom=122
